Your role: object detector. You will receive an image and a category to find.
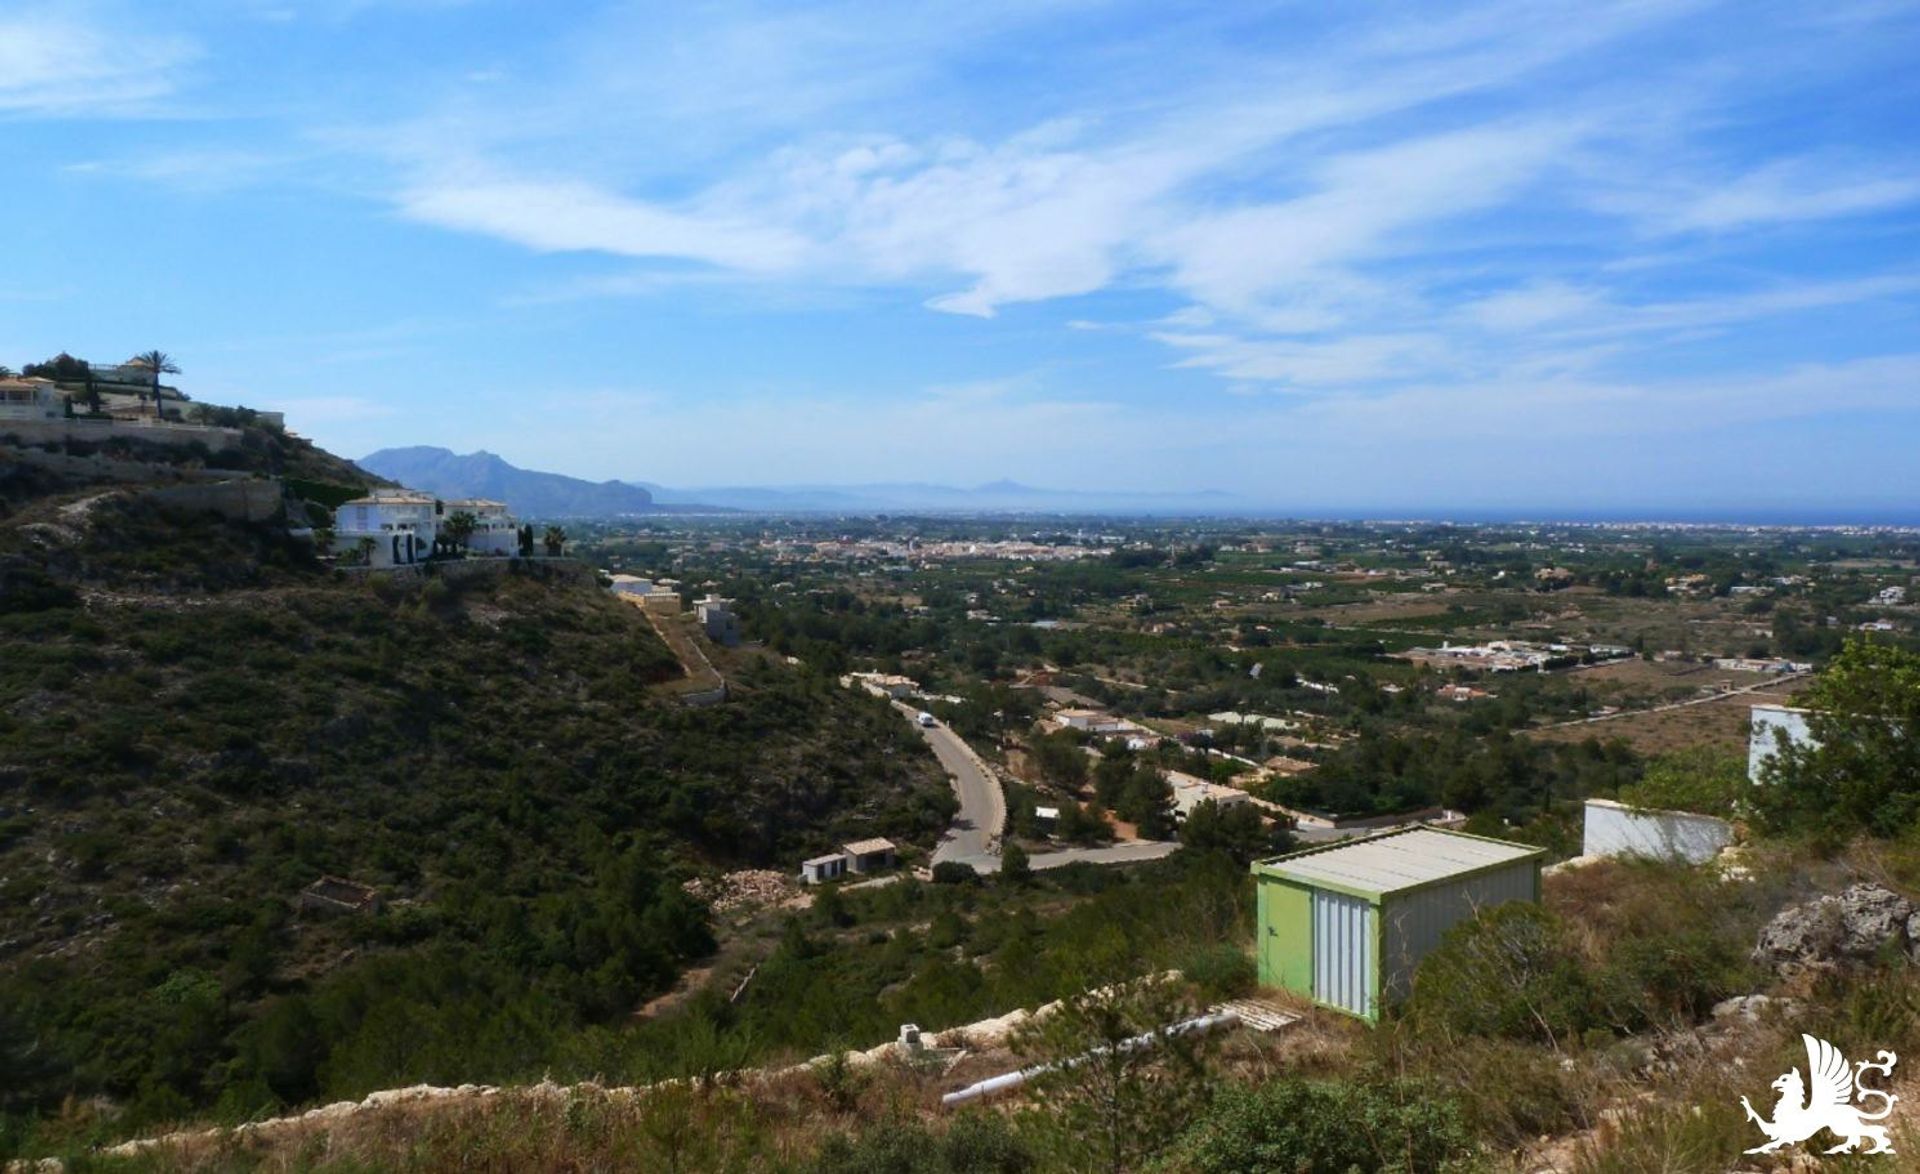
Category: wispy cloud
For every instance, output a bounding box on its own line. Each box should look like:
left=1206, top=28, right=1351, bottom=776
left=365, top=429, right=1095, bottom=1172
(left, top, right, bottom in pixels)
left=0, top=12, right=196, bottom=117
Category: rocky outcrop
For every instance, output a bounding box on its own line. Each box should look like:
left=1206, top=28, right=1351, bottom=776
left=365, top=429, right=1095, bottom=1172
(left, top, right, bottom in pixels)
left=1753, top=884, right=1914, bottom=971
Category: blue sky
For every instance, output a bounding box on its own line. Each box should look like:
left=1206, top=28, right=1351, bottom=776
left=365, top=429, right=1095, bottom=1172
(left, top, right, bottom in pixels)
left=3, top=0, right=1918, bottom=515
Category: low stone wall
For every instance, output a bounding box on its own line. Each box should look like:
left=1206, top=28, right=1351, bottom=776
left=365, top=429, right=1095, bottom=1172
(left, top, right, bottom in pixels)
left=0, top=416, right=244, bottom=452
left=333, top=556, right=596, bottom=587
left=143, top=479, right=284, bottom=523
left=1582, top=798, right=1734, bottom=865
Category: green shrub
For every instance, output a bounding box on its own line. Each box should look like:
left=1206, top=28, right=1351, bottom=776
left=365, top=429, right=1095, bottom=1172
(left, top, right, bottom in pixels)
left=1158, top=1078, right=1476, bottom=1173
left=1405, top=903, right=1599, bottom=1043
left=808, top=1114, right=1035, bottom=1173
left=932, top=862, right=978, bottom=885
left=1181, top=943, right=1256, bottom=1001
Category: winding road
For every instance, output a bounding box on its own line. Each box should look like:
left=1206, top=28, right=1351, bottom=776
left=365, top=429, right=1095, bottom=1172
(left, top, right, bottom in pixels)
left=899, top=702, right=1180, bottom=875
left=899, top=703, right=1006, bottom=872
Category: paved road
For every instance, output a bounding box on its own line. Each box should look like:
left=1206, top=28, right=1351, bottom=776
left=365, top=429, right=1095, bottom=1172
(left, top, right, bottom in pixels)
left=895, top=703, right=1181, bottom=875
left=896, top=704, right=1007, bottom=872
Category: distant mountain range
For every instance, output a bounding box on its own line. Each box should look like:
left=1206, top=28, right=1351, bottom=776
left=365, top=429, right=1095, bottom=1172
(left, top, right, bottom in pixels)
left=361, top=446, right=1245, bottom=518
left=360, top=447, right=664, bottom=517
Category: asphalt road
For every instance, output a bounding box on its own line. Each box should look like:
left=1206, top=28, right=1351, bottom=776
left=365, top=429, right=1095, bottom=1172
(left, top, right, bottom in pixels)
left=896, top=702, right=1180, bottom=875
left=898, top=705, right=1007, bottom=872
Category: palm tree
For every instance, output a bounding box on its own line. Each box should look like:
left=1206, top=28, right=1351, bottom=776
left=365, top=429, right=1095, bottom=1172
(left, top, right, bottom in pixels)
left=543, top=525, right=567, bottom=558
left=128, top=350, right=180, bottom=417
left=441, top=511, right=477, bottom=556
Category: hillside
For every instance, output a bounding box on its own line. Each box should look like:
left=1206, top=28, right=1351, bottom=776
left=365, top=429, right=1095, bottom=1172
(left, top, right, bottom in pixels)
left=0, top=417, right=384, bottom=520
left=0, top=468, right=951, bottom=1135
left=359, top=446, right=660, bottom=518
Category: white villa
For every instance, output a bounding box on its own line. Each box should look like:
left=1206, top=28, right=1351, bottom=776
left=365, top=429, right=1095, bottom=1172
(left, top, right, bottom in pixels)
left=448, top=498, right=518, bottom=556
left=331, top=491, right=522, bottom=568
left=0, top=377, right=64, bottom=420
left=333, top=490, right=440, bottom=567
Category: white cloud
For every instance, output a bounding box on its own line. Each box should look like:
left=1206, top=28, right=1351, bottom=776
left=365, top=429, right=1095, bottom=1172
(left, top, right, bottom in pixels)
left=1152, top=331, right=1452, bottom=387
left=1152, top=121, right=1579, bottom=314
left=1657, top=164, right=1920, bottom=233
left=0, top=13, right=196, bottom=116
left=395, top=176, right=814, bottom=272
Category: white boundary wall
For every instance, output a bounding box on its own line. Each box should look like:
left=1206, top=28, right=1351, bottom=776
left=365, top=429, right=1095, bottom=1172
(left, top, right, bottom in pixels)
left=1582, top=798, right=1733, bottom=865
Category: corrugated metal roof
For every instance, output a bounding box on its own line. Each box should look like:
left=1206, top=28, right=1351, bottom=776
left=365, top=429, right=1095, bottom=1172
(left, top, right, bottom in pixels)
left=1261, top=828, right=1539, bottom=896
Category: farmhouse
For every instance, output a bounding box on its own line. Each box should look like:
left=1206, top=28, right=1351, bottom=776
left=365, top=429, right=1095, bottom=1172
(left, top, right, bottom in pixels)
left=842, top=837, right=898, bottom=874
left=801, top=837, right=899, bottom=884
left=1252, top=826, right=1543, bottom=1020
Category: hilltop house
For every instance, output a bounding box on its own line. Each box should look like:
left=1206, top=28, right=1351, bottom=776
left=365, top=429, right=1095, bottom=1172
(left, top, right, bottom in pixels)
left=0, top=377, right=64, bottom=420
left=333, top=490, right=438, bottom=567
left=447, top=498, right=518, bottom=556
left=330, top=491, right=525, bottom=567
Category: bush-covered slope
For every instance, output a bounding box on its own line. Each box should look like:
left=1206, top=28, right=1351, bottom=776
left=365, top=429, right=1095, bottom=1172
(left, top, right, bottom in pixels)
left=0, top=490, right=951, bottom=1126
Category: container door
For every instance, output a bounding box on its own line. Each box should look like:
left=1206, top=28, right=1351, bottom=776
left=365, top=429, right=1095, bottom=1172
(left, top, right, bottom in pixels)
left=1312, top=890, right=1376, bottom=1018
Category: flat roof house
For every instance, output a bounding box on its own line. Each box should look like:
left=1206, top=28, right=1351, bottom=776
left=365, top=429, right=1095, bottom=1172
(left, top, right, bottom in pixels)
left=842, top=837, right=897, bottom=874
left=1251, top=826, right=1543, bottom=1021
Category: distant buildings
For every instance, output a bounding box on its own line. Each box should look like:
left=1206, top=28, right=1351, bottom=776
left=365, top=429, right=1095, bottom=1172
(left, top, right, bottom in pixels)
left=843, top=671, right=919, bottom=699
left=799, top=837, right=900, bottom=884
left=1712, top=657, right=1812, bottom=674
left=697, top=594, right=740, bottom=646
left=609, top=574, right=682, bottom=612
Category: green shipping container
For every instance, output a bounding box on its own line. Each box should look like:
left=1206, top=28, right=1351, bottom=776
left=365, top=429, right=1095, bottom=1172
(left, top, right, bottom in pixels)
left=1251, top=826, right=1544, bottom=1021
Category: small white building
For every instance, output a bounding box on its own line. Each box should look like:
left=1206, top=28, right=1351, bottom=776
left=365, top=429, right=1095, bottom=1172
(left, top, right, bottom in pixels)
left=697, top=594, right=740, bottom=645
left=608, top=573, right=656, bottom=597
left=1057, top=708, right=1135, bottom=735
left=801, top=853, right=849, bottom=885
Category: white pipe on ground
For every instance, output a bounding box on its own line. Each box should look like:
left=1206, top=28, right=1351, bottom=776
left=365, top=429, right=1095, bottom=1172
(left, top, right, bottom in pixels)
left=940, top=1009, right=1240, bottom=1107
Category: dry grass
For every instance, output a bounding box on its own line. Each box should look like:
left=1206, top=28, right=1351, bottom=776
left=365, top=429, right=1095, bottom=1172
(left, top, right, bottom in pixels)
left=1528, top=678, right=1809, bottom=757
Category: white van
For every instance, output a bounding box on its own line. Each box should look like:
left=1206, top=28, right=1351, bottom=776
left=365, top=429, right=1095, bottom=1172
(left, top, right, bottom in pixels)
left=916, top=711, right=937, bottom=728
